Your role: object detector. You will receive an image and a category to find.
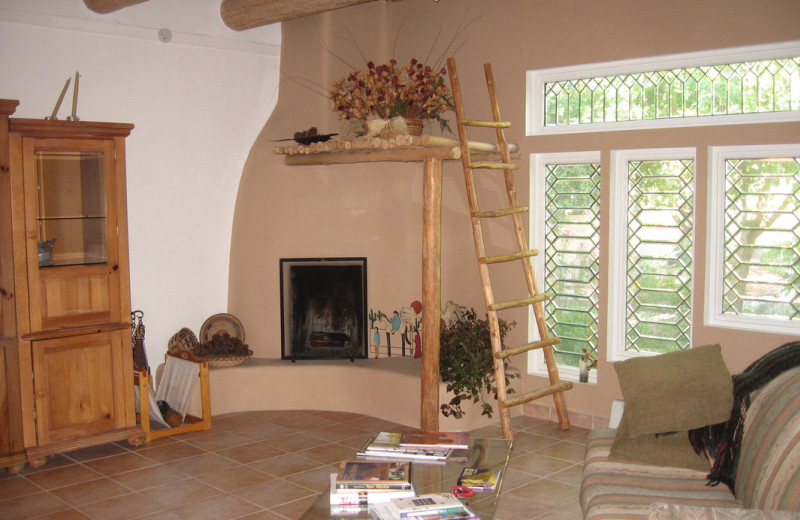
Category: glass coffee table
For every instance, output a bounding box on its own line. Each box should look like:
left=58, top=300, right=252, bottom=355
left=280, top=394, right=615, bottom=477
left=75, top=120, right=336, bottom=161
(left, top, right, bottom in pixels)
left=300, top=437, right=513, bottom=519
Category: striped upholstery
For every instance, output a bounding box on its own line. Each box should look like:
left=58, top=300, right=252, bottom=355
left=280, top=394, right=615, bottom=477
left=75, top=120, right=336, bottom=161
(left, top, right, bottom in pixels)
left=582, top=365, right=800, bottom=519
left=736, top=366, right=800, bottom=511
left=581, top=430, right=740, bottom=519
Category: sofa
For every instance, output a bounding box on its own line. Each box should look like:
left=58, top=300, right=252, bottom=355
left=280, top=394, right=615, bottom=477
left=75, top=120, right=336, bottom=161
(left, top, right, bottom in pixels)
left=580, top=345, right=800, bottom=519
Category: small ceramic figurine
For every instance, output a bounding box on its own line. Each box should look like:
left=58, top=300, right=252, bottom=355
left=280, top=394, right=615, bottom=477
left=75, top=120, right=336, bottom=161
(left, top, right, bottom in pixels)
left=38, top=238, right=56, bottom=267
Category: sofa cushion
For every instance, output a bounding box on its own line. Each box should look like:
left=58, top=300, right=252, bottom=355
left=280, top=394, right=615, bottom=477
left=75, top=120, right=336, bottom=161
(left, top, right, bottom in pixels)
left=582, top=429, right=740, bottom=520
left=614, top=344, right=733, bottom=437
left=736, top=365, right=800, bottom=511
left=610, top=426, right=710, bottom=472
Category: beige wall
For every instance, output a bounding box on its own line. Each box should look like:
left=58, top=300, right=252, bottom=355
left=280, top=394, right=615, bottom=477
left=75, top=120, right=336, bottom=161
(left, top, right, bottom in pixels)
left=229, top=0, right=800, bottom=424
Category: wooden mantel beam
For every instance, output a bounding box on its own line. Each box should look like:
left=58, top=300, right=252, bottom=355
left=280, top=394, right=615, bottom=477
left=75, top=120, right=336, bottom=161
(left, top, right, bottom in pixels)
left=220, top=0, right=400, bottom=31
left=84, top=0, right=149, bottom=14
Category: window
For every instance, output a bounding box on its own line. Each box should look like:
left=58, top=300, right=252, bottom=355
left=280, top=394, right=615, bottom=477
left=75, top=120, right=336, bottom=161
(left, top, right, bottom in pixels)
left=706, top=145, right=800, bottom=334
left=527, top=41, right=800, bottom=135
left=608, top=149, right=696, bottom=359
left=530, top=153, right=601, bottom=380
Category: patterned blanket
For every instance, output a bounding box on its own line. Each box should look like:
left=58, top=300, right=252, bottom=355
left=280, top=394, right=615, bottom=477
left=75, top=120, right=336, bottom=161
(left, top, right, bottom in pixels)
left=688, top=340, right=800, bottom=492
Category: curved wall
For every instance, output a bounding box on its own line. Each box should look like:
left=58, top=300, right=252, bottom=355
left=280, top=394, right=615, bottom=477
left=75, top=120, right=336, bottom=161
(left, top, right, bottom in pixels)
left=231, top=0, right=800, bottom=427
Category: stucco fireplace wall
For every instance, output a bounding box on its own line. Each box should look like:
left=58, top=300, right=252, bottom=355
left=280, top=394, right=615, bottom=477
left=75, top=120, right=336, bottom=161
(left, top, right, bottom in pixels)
left=227, top=0, right=800, bottom=427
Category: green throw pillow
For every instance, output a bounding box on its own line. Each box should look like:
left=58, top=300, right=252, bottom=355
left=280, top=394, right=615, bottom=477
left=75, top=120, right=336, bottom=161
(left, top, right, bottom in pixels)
left=614, top=344, right=733, bottom=438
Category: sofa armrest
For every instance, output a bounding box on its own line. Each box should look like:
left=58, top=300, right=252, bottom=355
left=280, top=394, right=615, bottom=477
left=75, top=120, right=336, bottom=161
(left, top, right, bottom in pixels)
left=649, top=503, right=800, bottom=520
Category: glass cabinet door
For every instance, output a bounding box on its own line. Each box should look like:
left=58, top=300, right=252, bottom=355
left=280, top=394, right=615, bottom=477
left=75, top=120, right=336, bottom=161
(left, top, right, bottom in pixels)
left=34, top=150, right=107, bottom=267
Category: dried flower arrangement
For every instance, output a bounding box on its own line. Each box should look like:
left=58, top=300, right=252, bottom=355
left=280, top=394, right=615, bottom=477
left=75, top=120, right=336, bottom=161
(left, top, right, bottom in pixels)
left=330, top=58, right=454, bottom=133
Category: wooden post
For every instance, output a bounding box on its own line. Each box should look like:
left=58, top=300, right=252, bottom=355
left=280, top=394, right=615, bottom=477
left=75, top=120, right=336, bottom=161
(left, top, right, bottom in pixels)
left=421, top=157, right=442, bottom=432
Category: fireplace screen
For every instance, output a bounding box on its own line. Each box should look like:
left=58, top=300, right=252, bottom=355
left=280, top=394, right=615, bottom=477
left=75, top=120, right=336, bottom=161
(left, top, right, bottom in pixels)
left=280, top=258, right=367, bottom=361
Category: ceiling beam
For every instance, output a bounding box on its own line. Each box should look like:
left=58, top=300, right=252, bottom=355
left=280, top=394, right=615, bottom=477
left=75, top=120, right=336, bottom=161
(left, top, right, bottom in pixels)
left=83, top=0, right=150, bottom=14
left=221, top=0, right=386, bottom=31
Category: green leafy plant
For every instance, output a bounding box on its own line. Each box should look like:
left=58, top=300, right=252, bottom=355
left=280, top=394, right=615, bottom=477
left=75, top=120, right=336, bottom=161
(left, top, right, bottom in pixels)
left=439, top=308, right=517, bottom=419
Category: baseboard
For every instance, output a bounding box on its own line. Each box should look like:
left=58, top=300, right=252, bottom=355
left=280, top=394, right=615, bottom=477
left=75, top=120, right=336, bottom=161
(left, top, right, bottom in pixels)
left=522, top=401, right=611, bottom=429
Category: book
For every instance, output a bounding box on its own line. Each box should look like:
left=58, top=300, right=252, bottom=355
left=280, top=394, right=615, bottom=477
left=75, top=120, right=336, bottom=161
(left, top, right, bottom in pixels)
left=328, top=504, right=368, bottom=516
left=399, top=431, right=469, bottom=450
left=358, top=434, right=452, bottom=461
left=371, top=503, right=478, bottom=520
left=329, top=474, right=415, bottom=505
left=374, top=493, right=478, bottom=520
left=457, top=467, right=501, bottom=491
left=335, top=460, right=412, bottom=490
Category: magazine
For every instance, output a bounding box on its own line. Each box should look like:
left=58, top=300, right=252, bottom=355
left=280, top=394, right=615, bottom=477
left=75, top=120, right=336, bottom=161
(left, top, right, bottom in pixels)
left=389, top=493, right=472, bottom=517
left=457, top=467, right=501, bottom=491
left=399, top=432, right=469, bottom=450
left=358, top=435, right=452, bottom=461
left=371, top=493, right=478, bottom=520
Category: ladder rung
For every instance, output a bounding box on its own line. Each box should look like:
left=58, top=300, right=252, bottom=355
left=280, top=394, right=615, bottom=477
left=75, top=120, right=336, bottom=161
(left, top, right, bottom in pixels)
left=473, top=206, right=528, bottom=218
left=462, top=119, right=511, bottom=128
left=468, top=161, right=519, bottom=170
left=495, top=337, right=561, bottom=359
left=488, top=294, right=550, bottom=312
left=480, top=249, right=538, bottom=264
left=502, top=381, right=574, bottom=408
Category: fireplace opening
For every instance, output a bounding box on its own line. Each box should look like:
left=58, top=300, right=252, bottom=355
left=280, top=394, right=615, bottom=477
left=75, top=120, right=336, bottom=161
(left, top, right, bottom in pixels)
left=280, top=258, right=367, bottom=361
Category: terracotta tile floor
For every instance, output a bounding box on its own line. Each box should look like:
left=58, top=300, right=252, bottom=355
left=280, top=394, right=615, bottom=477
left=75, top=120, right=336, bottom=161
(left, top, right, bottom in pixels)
left=0, top=411, right=588, bottom=519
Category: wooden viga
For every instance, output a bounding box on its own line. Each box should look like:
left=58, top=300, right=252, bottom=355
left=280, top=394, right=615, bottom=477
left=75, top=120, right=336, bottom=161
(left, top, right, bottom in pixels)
left=446, top=57, right=573, bottom=439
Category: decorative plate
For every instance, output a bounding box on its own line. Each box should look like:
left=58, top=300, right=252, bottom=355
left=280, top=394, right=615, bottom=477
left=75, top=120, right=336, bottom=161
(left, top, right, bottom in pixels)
left=199, top=313, right=245, bottom=343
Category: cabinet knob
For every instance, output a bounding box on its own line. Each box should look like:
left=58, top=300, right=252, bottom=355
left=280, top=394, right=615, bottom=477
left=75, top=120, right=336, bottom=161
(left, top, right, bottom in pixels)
left=28, top=232, right=37, bottom=239
left=37, top=390, right=47, bottom=398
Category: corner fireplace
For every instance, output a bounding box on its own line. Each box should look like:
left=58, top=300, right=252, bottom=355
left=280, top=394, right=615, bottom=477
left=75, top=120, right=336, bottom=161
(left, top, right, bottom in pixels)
left=280, top=258, right=367, bottom=361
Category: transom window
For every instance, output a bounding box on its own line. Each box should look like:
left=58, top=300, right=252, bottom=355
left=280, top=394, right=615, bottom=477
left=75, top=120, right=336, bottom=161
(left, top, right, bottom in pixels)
left=527, top=41, right=800, bottom=135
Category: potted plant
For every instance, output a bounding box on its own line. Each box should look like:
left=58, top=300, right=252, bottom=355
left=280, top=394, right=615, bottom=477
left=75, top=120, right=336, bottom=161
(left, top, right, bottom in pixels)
left=439, top=306, right=517, bottom=419
left=579, top=348, right=598, bottom=383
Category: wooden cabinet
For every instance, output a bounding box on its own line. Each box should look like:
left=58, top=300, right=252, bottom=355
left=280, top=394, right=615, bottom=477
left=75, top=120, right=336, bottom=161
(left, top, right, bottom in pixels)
left=0, top=103, right=142, bottom=469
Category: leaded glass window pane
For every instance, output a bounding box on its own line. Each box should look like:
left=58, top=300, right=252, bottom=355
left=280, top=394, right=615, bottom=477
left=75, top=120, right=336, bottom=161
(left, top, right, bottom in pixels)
left=625, top=159, right=694, bottom=354
left=543, top=163, right=601, bottom=368
left=544, top=57, right=800, bottom=127
left=723, top=156, right=800, bottom=321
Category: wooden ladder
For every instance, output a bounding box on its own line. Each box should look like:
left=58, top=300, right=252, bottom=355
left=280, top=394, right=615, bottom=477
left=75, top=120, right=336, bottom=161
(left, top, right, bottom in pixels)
left=446, top=57, right=573, bottom=439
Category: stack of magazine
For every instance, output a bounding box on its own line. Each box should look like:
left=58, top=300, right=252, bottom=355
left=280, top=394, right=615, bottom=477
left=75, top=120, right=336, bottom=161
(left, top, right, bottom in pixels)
left=330, top=460, right=415, bottom=510
left=371, top=493, right=480, bottom=520
left=357, top=431, right=469, bottom=462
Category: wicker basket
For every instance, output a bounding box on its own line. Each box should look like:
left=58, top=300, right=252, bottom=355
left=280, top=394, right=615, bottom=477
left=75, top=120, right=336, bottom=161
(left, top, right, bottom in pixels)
left=405, top=118, right=424, bottom=136
left=198, top=349, right=253, bottom=368
left=168, top=328, right=199, bottom=354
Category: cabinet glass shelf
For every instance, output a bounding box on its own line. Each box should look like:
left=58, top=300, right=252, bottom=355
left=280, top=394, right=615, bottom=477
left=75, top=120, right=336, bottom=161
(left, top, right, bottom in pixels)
left=35, top=150, right=107, bottom=267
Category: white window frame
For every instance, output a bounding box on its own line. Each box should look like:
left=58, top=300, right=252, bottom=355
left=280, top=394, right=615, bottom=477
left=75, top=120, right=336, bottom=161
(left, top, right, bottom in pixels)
left=529, top=151, right=601, bottom=382
left=526, top=40, right=800, bottom=136
left=705, top=144, right=800, bottom=335
left=608, top=148, right=697, bottom=361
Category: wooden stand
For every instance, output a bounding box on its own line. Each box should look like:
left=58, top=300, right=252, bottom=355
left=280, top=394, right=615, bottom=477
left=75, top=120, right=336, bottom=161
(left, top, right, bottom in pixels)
left=275, top=136, right=515, bottom=431
left=135, top=351, right=211, bottom=443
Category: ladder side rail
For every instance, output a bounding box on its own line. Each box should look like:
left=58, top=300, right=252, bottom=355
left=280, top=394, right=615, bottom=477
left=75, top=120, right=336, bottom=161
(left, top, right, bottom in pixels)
left=448, top=57, right=514, bottom=437
left=483, top=63, right=571, bottom=430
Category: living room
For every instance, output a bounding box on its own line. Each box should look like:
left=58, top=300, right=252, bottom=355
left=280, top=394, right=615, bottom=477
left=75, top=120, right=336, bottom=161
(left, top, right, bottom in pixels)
left=1, top=0, right=799, bottom=518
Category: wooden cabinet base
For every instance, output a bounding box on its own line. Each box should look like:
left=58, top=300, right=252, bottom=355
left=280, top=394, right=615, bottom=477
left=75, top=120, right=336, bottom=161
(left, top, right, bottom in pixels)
left=25, top=425, right=144, bottom=467
left=1, top=452, right=28, bottom=473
